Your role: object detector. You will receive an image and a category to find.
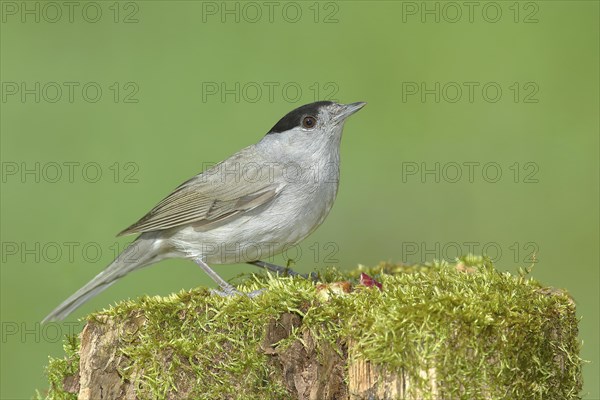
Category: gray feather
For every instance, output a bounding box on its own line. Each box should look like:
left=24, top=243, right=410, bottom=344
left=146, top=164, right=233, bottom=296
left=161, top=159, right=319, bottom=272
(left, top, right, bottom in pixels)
left=42, top=237, right=163, bottom=323
left=118, top=147, right=279, bottom=236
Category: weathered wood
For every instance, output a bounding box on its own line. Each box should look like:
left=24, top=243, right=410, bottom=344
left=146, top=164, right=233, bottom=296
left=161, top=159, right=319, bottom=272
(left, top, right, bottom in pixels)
left=77, top=314, right=145, bottom=400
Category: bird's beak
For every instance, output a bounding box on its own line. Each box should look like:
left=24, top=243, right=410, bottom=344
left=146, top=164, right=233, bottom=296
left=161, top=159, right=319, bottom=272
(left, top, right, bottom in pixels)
left=335, top=102, right=367, bottom=122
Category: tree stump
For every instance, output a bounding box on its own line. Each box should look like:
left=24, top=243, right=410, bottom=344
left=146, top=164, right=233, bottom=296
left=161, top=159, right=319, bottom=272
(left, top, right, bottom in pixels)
left=41, top=257, right=583, bottom=399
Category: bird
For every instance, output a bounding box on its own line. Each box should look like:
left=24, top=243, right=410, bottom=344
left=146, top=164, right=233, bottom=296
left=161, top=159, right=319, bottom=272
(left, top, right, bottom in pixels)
left=42, top=100, right=366, bottom=322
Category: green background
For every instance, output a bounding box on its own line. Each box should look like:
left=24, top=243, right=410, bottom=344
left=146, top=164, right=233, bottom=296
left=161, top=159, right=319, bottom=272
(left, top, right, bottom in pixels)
left=1, top=1, right=598, bottom=398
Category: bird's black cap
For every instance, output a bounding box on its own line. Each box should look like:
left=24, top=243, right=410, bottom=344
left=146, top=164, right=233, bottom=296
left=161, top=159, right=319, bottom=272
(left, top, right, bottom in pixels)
left=267, top=101, right=333, bottom=134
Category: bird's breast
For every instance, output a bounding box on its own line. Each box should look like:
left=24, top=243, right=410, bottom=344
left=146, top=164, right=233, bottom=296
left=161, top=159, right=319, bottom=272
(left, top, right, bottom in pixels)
left=169, top=151, right=342, bottom=264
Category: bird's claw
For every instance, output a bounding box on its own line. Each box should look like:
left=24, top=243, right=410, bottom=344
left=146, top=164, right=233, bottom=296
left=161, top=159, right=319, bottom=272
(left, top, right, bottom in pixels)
left=210, top=287, right=266, bottom=298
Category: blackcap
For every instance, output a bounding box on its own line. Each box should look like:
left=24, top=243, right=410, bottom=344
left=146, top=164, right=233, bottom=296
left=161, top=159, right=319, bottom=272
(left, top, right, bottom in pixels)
left=43, top=101, right=366, bottom=322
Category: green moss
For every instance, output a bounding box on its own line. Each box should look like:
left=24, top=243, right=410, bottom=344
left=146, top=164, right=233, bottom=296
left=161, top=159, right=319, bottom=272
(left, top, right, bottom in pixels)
left=40, top=255, right=583, bottom=399
left=38, top=334, right=80, bottom=400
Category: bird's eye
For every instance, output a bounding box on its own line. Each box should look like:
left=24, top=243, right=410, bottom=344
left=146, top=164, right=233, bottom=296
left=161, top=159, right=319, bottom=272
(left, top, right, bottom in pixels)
left=302, top=116, right=317, bottom=129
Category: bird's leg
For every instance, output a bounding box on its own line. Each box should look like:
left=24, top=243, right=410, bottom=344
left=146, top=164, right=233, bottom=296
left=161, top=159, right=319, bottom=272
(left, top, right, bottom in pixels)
left=194, top=258, right=264, bottom=298
left=248, top=260, right=318, bottom=281
left=194, top=258, right=238, bottom=295
left=248, top=260, right=302, bottom=276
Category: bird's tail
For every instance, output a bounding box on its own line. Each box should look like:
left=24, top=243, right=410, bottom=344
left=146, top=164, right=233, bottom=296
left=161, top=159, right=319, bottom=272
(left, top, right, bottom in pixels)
left=42, top=236, right=165, bottom=323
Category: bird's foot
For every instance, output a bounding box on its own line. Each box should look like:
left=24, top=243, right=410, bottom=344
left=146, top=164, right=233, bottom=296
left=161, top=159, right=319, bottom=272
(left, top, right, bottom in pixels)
left=248, top=260, right=318, bottom=281
left=210, top=287, right=266, bottom=298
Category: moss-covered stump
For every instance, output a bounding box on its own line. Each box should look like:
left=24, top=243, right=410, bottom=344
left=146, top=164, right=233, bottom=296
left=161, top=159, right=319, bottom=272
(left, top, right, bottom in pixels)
left=41, top=256, right=582, bottom=399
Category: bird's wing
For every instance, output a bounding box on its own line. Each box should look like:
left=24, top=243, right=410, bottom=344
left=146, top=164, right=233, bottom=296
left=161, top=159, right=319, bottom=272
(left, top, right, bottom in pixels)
left=117, top=148, right=280, bottom=236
